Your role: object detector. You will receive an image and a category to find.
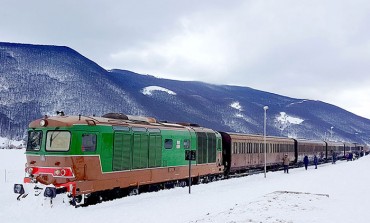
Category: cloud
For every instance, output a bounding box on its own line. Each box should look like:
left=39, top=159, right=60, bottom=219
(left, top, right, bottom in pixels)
left=1, top=0, right=370, bottom=118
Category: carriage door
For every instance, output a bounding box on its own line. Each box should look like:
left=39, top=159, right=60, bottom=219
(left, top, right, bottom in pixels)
left=248, top=142, right=252, bottom=166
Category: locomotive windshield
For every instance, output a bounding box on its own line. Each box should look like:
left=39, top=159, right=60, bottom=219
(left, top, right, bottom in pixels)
left=27, top=130, right=43, bottom=151
left=46, top=131, right=71, bottom=151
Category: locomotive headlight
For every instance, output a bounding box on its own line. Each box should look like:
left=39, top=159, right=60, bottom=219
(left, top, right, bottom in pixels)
left=44, top=187, right=56, bottom=198
left=53, top=169, right=67, bottom=177
left=39, top=119, right=48, bottom=127
left=54, top=169, right=61, bottom=176
left=14, top=184, right=25, bottom=194
left=26, top=167, right=34, bottom=174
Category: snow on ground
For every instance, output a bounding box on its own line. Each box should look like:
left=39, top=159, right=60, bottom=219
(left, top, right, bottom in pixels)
left=275, top=112, right=304, bottom=135
left=1, top=150, right=370, bottom=223
left=276, top=112, right=304, bottom=125
left=141, top=86, right=177, bottom=96
left=229, top=101, right=257, bottom=128
left=230, top=101, right=243, bottom=111
left=0, top=137, right=24, bottom=149
left=287, top=100, right=310, bottom=107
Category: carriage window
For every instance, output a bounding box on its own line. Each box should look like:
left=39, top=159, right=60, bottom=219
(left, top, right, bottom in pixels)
left=46, top=131, right=70, bottom=151
left=184, top=139, right=190, bottom=149
left=164, top=139, right=173, bottom=149
left=82, top=134, right=97, bottom=152
left=27, top=130, right=43, bottom=151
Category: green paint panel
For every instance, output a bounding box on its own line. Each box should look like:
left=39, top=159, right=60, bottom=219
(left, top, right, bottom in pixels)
left=207, top=132, right=216, bottom=163
left=140, top=134, right=149, bottom=168
left=196, top=132, right=207, bottom=164
left=149, top=134, right=162, bottom=167
left=161, top=129, right=194, bottom=167
left=113, top=132, right=132, bottom=171
left=132, top=133, right=149, bottom=169
left=113, top=133, right=124, bottom=171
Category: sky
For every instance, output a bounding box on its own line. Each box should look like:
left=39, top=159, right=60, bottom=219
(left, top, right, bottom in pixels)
left=1, top=0, right=370, bottom=119
left=2, top=149, right=370, bottom=222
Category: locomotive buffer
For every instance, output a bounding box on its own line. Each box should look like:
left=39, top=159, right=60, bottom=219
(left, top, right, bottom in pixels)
left=185, top=150, right=196, bottom=194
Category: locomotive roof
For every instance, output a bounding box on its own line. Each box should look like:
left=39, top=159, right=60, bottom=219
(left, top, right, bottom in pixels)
left=28, top=115, right=216, bottom=133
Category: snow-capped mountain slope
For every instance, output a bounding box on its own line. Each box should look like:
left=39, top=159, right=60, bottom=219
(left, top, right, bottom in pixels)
left=0, top=42, right=146, bottom=138
left=108, top=69, right=370, bottom=144
left=1, top=42, right=370, bottom=144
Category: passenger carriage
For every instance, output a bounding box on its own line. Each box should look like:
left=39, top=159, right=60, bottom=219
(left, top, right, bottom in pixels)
left=294, top=139, right=326, bottom=164
left=325, top=141, right=345, bottom=161
left=220, top=132, right=295, bottom=174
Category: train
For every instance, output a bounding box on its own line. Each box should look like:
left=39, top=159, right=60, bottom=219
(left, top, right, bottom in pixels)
left=13, top=113, right=367, bottom=206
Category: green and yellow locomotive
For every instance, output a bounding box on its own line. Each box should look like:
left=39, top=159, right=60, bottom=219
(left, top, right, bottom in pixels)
left=14, top=113, right=224, bottom=205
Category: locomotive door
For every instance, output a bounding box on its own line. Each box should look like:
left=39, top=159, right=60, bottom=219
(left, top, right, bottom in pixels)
left=79, top=131, right=99, bottom=153
left=75, top=130, right=100, bottom=179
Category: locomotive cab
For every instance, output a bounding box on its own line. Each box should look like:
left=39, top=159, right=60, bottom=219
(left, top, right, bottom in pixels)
left=14, top=116, right=95, bottom=202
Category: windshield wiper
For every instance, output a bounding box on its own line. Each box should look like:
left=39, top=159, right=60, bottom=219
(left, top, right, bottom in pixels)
left=49, top=128, right=60, bottom=147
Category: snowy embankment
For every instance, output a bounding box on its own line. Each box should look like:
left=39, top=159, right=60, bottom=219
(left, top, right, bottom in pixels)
left=1, top=149, right=369, bottom=223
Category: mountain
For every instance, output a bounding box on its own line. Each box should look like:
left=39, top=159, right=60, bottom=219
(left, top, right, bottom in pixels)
left=1, top=42, right=370, bottom=145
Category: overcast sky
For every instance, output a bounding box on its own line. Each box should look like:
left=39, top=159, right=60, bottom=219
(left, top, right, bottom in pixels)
left=1, top=0, right=370, bottom=119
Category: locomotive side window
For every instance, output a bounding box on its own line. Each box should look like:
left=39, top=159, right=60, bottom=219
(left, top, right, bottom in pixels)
left=27, top=130, right=42, bottom=151
left=132, top=127, right=147, bottom=132
left=46, top=131, right=71, bottom=151
left=164, top=139, right=173, bottom=149
left=217, top=139, right=222, bottom=150
left=82, top=134, right=97, bottom=152
left=184, top=139, right=190, bottom=149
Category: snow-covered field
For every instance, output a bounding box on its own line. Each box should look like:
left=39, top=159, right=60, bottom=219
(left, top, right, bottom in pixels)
left=1, top=149, right=369, bottom=223
left=0, top=137, right=23, bottom=149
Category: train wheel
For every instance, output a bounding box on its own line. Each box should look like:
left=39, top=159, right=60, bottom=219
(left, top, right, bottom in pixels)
left=129, top=188, right=139, bottom=196
left=164, top=182, right=175, bottom=189
left=178, top=180, right=187, bottom=187
left=148, top=184, right=160, bottom=192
